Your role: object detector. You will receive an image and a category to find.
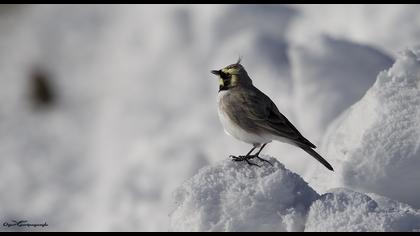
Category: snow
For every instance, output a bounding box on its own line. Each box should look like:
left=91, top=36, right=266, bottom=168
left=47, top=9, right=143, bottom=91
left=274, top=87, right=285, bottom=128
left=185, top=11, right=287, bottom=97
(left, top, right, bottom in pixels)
left=305, top=188, right=420, bottom=232
left=288, top=4, right=420, bottom=57
left=170, top=156, right=319, bottom=232
left=289, top=35, right=393, bottom=142
left=170, top=159, right=420, bottom=232
left=0, top=4, right=420, bottom=232
left=309, top=48, right=420, bottom=208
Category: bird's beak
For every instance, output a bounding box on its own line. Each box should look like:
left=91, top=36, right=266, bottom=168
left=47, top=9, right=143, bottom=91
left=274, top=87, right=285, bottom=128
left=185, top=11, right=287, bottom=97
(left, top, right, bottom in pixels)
left=211, top=70, right=221, bottom=76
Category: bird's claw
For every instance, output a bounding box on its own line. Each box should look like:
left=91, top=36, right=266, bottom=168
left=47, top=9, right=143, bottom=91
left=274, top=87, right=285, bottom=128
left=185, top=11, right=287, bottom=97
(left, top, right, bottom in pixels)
left=230, top=154, right=272, bottom=167
left=229, top=155, right=242, bottom=161
left=230, top=155, right=259, bottom=166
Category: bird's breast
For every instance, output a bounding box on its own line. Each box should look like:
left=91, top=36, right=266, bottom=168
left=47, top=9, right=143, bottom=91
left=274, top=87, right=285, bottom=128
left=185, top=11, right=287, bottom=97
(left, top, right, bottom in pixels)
left=217, top=90, right=271, bottom=145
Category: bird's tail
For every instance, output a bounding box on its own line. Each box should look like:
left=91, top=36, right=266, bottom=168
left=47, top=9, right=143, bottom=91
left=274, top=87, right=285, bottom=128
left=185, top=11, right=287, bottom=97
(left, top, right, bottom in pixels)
left=297, top=144, right=334, bottom=171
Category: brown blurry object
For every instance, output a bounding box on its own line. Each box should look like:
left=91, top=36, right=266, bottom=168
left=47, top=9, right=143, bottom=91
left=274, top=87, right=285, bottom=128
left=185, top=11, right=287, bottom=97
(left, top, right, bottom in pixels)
left=29, top=68, right=56, bottom=109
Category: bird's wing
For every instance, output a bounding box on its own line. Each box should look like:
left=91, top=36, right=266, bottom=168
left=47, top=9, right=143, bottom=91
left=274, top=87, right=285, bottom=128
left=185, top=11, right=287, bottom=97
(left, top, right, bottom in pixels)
left=241, top=87, right=316, bottom=148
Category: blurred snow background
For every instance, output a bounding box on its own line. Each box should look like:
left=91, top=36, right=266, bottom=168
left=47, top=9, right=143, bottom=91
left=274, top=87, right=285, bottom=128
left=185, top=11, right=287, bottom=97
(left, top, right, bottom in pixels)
left=0, top=4, right=419, bottom=231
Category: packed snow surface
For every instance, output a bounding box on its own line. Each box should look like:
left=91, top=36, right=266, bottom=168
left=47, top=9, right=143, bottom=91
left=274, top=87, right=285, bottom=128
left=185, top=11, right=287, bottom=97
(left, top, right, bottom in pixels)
left=306, top=188, right=420, bottom=232
left=290, top=36, right=393, bottom=141
left=170, top=157, right=318, bottom=232
left=310, top=48, right=420, bottom=208
left=171, top=158, right=420, bottom=232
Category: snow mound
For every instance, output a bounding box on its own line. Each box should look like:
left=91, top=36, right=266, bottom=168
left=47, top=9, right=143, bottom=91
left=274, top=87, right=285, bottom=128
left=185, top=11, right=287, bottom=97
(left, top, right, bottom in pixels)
left=289, top=35, right=393, bottom=141
left=170, top=157, right=420, bottom=232
left=305, top=188, right=420, bottom=232
left=170, top=156, right=319, bottom=232
left=312, top=48, right=420, bottom=208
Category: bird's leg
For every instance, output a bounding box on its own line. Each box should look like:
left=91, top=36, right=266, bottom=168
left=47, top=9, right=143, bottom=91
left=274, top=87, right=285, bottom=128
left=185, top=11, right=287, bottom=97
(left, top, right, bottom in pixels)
left=250, top=143, right=273, bottom=166
left=254, top=143, right=267, bottom=156
left=230, top=144, right=272, bottom=167
left=230, top=146, right=256, bottom=161
left=244, top=158, right=261, bottom=167
left=245, top=146, right=257, bottom=156
left=230, top=146, right=261, bottom=167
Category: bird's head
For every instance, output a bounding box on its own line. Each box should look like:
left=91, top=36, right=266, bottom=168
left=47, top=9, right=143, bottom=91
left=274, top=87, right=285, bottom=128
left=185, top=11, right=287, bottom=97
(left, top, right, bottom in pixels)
left=211, top=58, right=252, bottom=91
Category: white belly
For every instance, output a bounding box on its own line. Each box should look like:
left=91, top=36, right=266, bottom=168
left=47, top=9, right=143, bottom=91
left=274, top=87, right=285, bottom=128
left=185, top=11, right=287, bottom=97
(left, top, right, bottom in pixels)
left=217, top=91, right=272, bottom=145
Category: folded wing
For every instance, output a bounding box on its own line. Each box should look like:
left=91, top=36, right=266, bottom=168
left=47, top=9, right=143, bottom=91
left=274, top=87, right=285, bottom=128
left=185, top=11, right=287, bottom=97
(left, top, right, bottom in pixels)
left=241, top=87, right=316, bottom=148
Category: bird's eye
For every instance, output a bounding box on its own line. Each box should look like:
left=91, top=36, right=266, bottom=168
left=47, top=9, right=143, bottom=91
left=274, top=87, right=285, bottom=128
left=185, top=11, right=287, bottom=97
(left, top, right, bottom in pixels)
left=220, top=72, right=231, bottom=80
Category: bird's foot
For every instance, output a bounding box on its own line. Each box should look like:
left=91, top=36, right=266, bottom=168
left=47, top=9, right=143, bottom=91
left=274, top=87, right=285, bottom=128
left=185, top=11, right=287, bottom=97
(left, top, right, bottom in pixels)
left=229, top=155, right=261, bottom=167
left=229, top=154, right=273, bottom=167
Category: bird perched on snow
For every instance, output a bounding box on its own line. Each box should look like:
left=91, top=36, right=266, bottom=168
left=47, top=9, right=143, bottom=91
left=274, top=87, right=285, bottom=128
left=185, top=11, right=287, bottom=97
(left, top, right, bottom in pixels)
left=211, top=59, right=334, bottom=171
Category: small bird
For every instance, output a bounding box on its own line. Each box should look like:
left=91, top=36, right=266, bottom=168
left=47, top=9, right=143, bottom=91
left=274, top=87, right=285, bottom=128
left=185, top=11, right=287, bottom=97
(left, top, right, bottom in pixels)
left=211, top=59, right=334, bottom=171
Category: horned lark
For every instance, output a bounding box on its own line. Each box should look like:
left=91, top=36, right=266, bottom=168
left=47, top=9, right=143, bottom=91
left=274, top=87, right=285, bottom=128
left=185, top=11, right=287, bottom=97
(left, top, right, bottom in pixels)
left=211, top=59, right=334, bottom=171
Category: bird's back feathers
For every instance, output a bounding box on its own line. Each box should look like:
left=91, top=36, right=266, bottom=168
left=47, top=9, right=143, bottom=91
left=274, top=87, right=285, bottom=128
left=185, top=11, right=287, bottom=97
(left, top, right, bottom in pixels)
left=224, top=85, right=316, bottom=148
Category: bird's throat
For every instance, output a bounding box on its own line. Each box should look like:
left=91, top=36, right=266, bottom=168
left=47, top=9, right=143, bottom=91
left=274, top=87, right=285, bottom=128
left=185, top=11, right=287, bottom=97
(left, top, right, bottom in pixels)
left=219, top=84, right=229, bottom=92
left=219, top=78, right=229, bottom=92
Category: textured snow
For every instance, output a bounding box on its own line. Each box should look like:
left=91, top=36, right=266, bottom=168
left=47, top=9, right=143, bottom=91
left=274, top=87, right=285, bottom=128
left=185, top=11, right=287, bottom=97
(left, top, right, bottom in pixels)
left=309, top=48, right=420, bottom=208
left=170, top=159, right=420, bottom=232
left=170, top=156, right=319, bottom=232
left=290, top=36, right=393, bottom=141
left=305, top=188, right=420, bottom=232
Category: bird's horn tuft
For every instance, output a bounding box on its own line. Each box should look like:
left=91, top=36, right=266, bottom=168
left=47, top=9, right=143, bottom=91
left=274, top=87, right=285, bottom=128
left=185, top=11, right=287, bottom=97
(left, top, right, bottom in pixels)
left=236, top=56, right=242, bottom=65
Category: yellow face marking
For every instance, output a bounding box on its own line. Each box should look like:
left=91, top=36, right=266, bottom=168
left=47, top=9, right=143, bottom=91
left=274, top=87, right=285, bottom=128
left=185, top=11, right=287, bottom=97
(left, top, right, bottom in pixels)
left=222, top=68, right=239, bottom=75
left=219, top=78, right=224, bottom=87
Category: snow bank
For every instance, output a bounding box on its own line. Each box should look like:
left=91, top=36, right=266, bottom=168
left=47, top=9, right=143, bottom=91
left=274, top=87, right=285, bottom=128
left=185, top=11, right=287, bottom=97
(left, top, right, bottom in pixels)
left=310, top=48, right=420, bottom=208
left=289, top=35, right=393, bottom=142
left=170, top=158, right=420, bottom=232
left=170, top=156, right=319, bottom=232
left=305, top=188, right=420, bottom=232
